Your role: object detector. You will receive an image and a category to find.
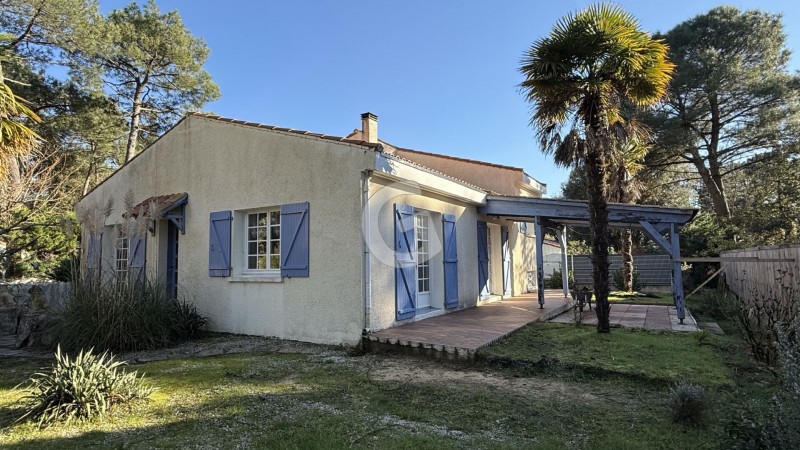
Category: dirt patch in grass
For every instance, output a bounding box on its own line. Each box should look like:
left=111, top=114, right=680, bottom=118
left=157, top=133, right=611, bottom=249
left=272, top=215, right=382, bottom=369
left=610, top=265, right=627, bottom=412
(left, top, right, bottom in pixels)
left=369, top=355, right=601, bottom=402
left=118, top=333, right=329, bottom=363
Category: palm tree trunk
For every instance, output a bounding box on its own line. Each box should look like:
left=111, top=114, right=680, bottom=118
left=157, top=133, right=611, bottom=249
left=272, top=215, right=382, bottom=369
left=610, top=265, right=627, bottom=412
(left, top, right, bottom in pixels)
left=621, top=228, right=633, bottom=291
left=585, top=143, right=612, bottom=333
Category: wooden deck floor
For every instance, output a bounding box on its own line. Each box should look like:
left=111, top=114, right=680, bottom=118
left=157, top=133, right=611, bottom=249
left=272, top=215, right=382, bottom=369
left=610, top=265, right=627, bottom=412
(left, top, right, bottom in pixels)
left=366, top=290, right=571, bottom=359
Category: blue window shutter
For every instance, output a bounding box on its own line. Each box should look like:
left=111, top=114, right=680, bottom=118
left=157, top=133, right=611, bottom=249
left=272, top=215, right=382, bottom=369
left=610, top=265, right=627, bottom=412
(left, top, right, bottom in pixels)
left=477, top=221, right=489, bottom=298
left=209, top=211, right=232, bottom=277
left=501, top=225, right=512, bottom=296
left=395, top=204, right=416, bottom=320
left=87, top=233, right=102, bottom=269
left=280, top=202, right=310, bottom=277
left=128, top=233, right=146, bottom=283
left=443, top=214, right=459, bottom=309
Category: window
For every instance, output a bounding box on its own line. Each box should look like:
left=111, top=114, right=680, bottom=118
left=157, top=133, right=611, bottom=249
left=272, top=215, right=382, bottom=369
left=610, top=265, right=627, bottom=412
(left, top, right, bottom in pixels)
left=115, top=228, right=128, bottom=282
left=245, top=210, right=280, bottom=271
left=415, top=214, right=430, bottom=293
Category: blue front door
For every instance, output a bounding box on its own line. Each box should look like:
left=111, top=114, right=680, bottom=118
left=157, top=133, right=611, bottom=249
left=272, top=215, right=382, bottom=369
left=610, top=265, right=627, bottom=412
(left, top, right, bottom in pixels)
left=166, top=221, right=179, bottom=299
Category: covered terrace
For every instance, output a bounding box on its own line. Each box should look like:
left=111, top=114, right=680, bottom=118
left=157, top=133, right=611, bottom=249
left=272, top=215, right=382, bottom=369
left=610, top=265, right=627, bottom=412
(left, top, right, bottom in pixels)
left=479, top=196, right=698, bottom=323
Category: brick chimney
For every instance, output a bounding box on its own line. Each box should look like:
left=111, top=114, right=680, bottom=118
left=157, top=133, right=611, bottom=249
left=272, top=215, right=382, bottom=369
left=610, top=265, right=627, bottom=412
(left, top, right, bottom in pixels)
left=361, top=112, right=378, bottom=143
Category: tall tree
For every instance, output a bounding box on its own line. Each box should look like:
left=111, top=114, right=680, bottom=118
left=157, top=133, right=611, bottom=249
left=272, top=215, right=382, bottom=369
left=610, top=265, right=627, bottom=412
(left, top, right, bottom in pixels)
left=81, top=0, right=219, bottom=162
left=647, top=6, right=800, bottom=219
left=0, top=0, right=100, bottom=66
left=520, top=3, right=673, bottom=332
left=608, top=136, right=648, bottom=292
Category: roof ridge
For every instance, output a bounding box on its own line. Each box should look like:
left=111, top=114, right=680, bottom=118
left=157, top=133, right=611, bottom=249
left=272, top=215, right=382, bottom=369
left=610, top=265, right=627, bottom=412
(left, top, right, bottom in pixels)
left=383, top=141, right=524, bottom=172
left=189, top=112, right=380, bottom=148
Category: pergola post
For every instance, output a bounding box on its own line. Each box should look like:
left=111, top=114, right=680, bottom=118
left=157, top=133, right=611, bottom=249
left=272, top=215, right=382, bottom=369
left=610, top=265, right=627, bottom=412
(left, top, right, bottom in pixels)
left=534, top=216, right=545, bottom=308
left=555, top=225, right=569, bottom=298
left=670, top=223, right=686, bottom=324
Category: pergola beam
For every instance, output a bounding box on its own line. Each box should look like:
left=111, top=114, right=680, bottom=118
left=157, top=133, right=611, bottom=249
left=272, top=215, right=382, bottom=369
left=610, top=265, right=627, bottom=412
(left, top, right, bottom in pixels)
left=479, top=195, right=698, bottom=323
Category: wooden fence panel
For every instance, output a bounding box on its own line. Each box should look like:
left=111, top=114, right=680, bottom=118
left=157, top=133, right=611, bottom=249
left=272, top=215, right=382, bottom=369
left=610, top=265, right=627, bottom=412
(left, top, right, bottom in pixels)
left=721, top=244, right=800, bottom=297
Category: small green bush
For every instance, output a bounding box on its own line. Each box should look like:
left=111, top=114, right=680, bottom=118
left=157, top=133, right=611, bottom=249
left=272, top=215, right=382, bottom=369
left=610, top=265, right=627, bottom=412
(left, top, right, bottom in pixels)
left=729, top=320, right=800, bottom=449
left=668, top=381, right=707, bottom=425
left=613, top=267, right=642, bottom=291
left=18, top=346, right=153, bottom=428
left=547, top=269, right=574, bottom=290
left=53, top=274, right=209, bottom=353
left=170, top=299, right=210, bottom=341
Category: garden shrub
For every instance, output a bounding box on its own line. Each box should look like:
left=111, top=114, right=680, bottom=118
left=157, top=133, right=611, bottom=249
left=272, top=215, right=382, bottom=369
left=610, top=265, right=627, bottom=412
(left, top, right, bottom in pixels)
left=725, top=273, right=798, bottom=366
left=612, top=267, right=642, bottom=291
left=547, top=268, right=574, bottom=290
left=53, top=274, right=209, bottom=353
left=18, top=346, right=153, bottom=428
left=728, top=320, right=800, bottom=449
left=668, top=380, right=707, bottom=425
left=169, top=299, right=210, bottom=341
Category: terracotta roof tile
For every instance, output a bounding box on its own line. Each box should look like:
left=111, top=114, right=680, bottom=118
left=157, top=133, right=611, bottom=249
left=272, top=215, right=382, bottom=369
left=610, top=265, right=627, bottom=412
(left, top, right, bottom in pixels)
left=189, top=112, right=381, bottom=148
left=127, top=193, right=187, bottom=218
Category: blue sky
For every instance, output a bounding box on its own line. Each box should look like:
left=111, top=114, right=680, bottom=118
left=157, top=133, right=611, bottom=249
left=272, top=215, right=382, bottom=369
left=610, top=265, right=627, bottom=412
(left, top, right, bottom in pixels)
left=100, top=1, right=800, bottom=195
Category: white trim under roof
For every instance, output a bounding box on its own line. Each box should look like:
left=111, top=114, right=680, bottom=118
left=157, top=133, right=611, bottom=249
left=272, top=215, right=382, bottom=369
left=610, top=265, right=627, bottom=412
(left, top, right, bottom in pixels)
left=522, top=172, right=547, bottom=195
left=374, top=153, right=487, bottom=205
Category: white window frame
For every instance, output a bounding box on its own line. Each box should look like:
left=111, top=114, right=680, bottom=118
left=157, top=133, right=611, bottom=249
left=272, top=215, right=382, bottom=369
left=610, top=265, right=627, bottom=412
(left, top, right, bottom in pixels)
left=115, top=228, right=128, bottom=283
left=415, top=214, right=431, bottom=294
left=242, top=208, right=281, bottom=276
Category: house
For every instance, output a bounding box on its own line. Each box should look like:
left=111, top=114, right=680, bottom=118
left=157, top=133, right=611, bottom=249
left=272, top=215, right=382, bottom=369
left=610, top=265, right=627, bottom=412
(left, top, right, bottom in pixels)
left=77, top=112, right=696, bottom=345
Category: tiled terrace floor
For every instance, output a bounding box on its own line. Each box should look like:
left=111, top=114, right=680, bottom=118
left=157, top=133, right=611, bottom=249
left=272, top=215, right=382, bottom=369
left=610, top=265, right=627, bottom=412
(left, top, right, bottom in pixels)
left=548, top=303, right=700, bottom=332
left=366, top=291, right=572, bottom=358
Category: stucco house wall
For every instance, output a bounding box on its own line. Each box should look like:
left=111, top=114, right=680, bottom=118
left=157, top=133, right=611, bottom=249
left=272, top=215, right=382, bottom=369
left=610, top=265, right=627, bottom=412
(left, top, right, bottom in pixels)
left=366, top=176, right=481, bottom=331
left=79, top=115, right=376, bottom=344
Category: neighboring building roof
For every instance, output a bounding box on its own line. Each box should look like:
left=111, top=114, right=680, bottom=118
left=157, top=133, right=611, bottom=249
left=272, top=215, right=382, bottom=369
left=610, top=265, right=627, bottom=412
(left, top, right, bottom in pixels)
left=385, top=144, right=524, bottom=172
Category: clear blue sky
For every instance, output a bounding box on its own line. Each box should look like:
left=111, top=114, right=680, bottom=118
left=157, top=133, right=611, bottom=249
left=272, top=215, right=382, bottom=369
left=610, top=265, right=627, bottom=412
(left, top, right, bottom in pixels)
left=100, top=1, right=800, bottom=196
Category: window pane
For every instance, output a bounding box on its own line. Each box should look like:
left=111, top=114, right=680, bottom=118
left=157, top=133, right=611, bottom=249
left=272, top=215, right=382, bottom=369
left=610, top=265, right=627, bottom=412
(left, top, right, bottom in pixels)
left=248, top=214, right=257, bottom=227
left=257, top=228, right=267, bottom=240
left=248, top=242, right=257, bottom=255
left=248, top=228, right=257, bottom=240
left=271, top=211, right=280, bottom=224
left=248, top=256, right=257, bottom=269
left=270, top=226, right=280, bottom=239
left=270, top=241, right=279, bottom=254
left=258, top=213, right=268, bottom=226
left=270, top=255, right=280, bottom=269
left=257, top=256, right=267, bottom=269
left=257, top=242, right=267, bottom=255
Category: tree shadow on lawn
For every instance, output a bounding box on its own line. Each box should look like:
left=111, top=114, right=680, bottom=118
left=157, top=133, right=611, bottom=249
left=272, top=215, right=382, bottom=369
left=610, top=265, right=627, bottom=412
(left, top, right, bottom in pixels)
left=0, top=391, right=480, bottom=450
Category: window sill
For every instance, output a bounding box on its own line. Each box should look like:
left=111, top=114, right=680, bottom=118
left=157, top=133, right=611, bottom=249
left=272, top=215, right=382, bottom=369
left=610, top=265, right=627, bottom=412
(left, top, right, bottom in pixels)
left=228, top=275, right=283, bottom=283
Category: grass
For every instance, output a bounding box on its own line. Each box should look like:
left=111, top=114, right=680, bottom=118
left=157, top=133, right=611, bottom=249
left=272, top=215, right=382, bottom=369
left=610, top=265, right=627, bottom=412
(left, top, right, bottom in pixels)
left=479, top=322, right=733, bottom=386
left=0, top=348, right=743, bottom=450
left=608, top=291, right=675, bottom=305
left=0, top=291, right=778, bottom=449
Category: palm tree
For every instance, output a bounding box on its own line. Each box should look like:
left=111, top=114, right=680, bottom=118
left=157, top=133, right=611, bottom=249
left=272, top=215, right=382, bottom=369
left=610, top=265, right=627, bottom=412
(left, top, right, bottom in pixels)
left=520, top=3, right=673, bottom=332
left=0, top=62, right=40, bottom=181
left=608, top=130, right=649, bottom=292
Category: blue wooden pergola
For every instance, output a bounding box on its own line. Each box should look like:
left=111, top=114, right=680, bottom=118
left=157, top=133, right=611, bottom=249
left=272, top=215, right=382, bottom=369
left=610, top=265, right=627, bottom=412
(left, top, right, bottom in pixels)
left=478, top=196, right=698, bottom=323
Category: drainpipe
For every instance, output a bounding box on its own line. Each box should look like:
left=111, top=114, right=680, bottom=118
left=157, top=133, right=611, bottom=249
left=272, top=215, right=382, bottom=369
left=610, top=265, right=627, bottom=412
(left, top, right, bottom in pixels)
left=361, top=170, right=373, bottom=333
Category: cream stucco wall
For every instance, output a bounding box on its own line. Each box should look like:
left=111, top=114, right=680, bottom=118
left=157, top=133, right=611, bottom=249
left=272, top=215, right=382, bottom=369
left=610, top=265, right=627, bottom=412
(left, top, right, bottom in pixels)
left=79, top=116, right=375, bottom=345
left=367, top=176, right=480, bottom=331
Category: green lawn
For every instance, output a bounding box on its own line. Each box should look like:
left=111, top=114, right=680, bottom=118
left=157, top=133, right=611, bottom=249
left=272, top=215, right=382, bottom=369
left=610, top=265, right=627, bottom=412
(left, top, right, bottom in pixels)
left=0, top=295, right=777, bottom=449
left=479, top=322, right=732, bottom=386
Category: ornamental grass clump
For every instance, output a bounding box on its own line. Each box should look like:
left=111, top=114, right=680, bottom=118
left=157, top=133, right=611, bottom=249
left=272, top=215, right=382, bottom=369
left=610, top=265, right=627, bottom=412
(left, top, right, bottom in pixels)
left=668, top=380, right=707, bottom=425
left=53, top=273, right=209, bottom=353
left=18, top=346, right=153, bottom=428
